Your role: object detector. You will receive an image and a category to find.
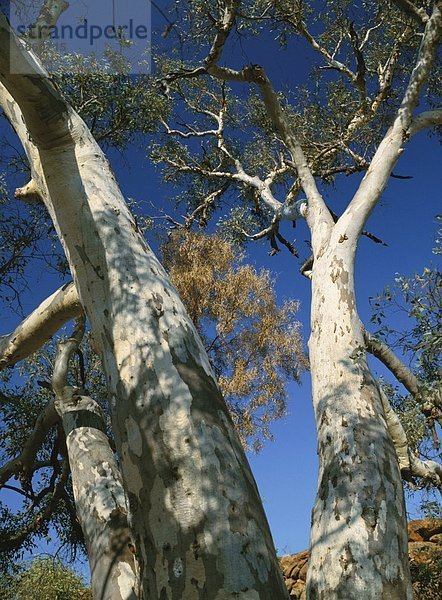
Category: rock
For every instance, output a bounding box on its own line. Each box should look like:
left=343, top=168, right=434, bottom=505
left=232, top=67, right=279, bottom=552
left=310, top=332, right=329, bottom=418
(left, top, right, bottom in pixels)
left=298, top=560, right=309, bottom=581
left=290, top=580, right=305, bottom=598
left=280, top=550, right=308, bottom=581
left=408, top=519, right=442, bottom=542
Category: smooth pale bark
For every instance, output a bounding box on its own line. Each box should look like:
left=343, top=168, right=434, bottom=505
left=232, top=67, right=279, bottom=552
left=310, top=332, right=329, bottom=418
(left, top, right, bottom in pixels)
left=54, top=335, right=138, bottom=598
left=0, top=282, right=82, bottom=368
left=305, top=243, right=411, bottom=599
left=53, top=323, right=138, bottom=600
left=59, top=398, right=139, bottom=600
left=203, top=51, right=412, bottom=597
left=0, top=15, right=288, bottom=599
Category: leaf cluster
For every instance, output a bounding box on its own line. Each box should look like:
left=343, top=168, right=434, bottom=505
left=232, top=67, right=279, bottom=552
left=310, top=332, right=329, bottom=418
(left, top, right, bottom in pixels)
left=42, top=46, right=170, bottom=150
left=0, top=557, right=92, bottom=600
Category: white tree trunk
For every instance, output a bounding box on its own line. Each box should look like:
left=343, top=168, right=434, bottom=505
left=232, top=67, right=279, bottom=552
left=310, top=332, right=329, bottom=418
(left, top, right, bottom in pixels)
left=56, top=388, right=139, bottom=600
left=305, top=243, right=412, bottom=599
left=0, top=16, right=288, bottom=599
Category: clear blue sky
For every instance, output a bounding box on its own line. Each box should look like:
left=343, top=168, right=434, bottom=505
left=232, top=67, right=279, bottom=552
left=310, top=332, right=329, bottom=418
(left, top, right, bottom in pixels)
left=0, top=1, right=440, bottom=576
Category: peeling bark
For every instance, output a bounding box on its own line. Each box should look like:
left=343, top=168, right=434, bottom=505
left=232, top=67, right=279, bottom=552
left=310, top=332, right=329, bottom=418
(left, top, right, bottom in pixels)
left=0, top=15, right=287, bottom=599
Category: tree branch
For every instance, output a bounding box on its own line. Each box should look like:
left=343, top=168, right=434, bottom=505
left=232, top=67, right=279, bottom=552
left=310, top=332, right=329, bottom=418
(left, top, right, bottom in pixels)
left=0, top=457, right=69, bottom=552
left=378, top=385, right=410, bottom=471
left=14, top=178, right=43, bottom=202
left=162, top=1, right=334, bottom=244
left=0, top=282, right=83, bottom=369
left=27, top=0, right=69, bottom=51
left=184, top=184, right=229, bottom=228
left=409, top=453, right=442, bottom=489
left=204, top=0, right=240, bottom=68
left=52, top=316, right=86, bottom=397
left=207, top=63, right=333, bottom=240
left=160, top=118, right=219, bottom=139
left=379, top=385, right=442, bottom=489
left=364, top=328, right=441, bottom=418
left=296, top=19, right=357, bottom=83
left=391, top=0, right=430, bottom=26
left=336, top=3, right=441, bottom=243
left=0, top=400, right=59, bottom=487
left=409, top=108, right=442, bottom=136
left=0, top=12, right=72, bottom=149
left=162, top=91, right=287, bottom=215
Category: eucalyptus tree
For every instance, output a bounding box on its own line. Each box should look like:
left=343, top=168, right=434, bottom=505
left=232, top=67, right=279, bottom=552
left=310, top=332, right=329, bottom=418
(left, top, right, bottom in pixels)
left=0, top=5, right=291, bottom=598
left=149, top=1, right=442, bottom=597
left=0, top=1, right=440, bottom=599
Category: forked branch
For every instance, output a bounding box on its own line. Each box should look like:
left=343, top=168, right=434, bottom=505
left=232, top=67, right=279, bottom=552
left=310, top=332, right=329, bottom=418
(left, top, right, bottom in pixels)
left=337, top=3, right=441, bottom=242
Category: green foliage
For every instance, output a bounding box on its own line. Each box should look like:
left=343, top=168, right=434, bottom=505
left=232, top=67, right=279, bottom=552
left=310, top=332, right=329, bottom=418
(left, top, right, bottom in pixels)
left=0, top=557, right=92, bottom=600
left=42, top=46, right=169, bottom=150
left=371, top=218, right=441, bottom=383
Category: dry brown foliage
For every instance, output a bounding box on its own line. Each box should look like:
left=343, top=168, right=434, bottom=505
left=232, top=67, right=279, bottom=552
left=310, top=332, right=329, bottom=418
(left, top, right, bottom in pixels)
left=162, top=230, right=308, bottom=451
